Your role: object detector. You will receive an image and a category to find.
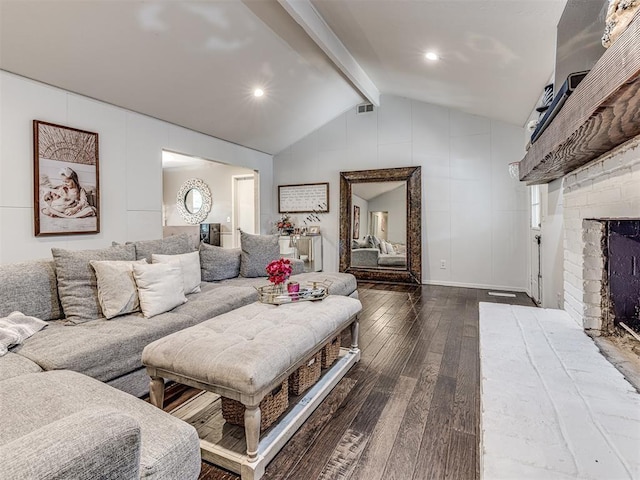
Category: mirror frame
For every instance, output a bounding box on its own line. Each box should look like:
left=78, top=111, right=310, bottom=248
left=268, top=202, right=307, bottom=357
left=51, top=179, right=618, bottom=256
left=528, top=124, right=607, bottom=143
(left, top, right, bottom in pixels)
left=339, top=166, right=421, bottom=284
left=176, top=178, right=212, bottom=224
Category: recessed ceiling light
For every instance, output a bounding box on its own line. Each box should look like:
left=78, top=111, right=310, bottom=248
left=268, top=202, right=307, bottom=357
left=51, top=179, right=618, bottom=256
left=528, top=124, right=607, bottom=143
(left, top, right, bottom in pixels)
left=253, top=88, right=264, bottom=97
left=425, top=52, right=439, bottom=61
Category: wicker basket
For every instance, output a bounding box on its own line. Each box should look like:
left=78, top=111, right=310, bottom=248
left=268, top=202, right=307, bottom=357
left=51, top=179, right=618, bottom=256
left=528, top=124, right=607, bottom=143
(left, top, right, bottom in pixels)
left=321, top=334, right=341, bottom=369
left=289, top=351, right=322, bottom=396
left=221, top=379, right=289, bottom=431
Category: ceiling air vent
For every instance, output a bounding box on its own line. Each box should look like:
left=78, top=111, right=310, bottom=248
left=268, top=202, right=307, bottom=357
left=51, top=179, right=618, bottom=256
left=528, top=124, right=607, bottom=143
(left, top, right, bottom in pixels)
left=356, top=103, right=374, bottom=114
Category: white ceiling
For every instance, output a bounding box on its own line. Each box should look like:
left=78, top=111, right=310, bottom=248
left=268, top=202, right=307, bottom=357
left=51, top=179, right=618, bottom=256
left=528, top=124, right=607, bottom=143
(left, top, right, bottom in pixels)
left=352, top=181, right=405, bottom=201
left=0, top=0, right=567, bottom=155
left=311, top=0, right=567, bottom=126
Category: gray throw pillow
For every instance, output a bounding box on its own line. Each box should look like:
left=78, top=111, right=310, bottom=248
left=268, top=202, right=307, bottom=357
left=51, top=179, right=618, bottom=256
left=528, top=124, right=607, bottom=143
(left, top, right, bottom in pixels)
left=0, top=260, right=64, bottom=321
left=199, top=243, right=241, bottom=281
left=52, top=244, right=136, bottom=324
left=128, top=234, right=194, bottom=263
left=239, top=231, right=280, bottom=278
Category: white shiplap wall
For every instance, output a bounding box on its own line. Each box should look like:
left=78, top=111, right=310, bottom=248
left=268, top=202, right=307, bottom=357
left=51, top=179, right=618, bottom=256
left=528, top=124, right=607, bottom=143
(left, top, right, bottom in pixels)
left=0, top=71, right=273, bottom=264
left=273, top=95, right=529, bottom=290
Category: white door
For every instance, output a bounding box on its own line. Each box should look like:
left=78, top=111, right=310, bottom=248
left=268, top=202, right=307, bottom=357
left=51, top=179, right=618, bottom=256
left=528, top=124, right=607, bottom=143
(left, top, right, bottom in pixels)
left=233, top=175, right=256, bottom=247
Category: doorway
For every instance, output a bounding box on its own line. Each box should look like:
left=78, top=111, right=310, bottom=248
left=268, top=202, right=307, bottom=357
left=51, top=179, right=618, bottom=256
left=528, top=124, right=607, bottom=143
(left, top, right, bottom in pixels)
left=233, top=174, right=257, bottom=247
left=530, top=185, right=542, bottom=305
left=369, top=211, right=388, bottom=241
left=162, top=151, right=258, bottom=249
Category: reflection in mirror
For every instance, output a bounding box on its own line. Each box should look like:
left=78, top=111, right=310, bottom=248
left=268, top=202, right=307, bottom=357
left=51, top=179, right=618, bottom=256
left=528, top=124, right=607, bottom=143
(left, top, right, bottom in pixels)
left=340, top=167, right=421, bottom=284
left=184, top=188, right=203, bottom=214
left=351, top=182, right=406, bottom=270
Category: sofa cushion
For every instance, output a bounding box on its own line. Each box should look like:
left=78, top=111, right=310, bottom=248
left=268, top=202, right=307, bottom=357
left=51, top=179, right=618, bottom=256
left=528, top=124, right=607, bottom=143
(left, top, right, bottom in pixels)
left=199, top=243, right=241, bottom=281
left=129, top=234, right=194, bottom=263
left=0, top=260, right=63, bottom=321
left=0, top=370, right=200, bottom=480
left=132, top=263, right=187, bottom=318
left=378, top=254, right=407, bottom=267
left=52, top=245, right=136, bottom=324
left=0, top=352, right=42, bottom=382
left=152, top=251, right=201, bottom=294
left=90, top=259, right=147, bottom=319
left=14, top=285, right=258, bottom=383
left=240, top=231, right=280, bottom=278
left=1, top=407, right=142, bottom=480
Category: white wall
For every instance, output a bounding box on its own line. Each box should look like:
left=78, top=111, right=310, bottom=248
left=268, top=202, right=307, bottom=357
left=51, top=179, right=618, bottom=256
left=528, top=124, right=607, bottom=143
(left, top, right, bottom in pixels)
left=540, top=179, right=565, bottom=308
left=274, top=95, right=529, bottom=290
left=0, top=71, right=273, bottom=264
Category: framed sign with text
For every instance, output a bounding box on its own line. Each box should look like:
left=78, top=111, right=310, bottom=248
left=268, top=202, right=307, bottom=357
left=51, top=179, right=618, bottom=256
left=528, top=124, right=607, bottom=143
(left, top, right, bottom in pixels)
left=278, top=182, right=329, bottom=213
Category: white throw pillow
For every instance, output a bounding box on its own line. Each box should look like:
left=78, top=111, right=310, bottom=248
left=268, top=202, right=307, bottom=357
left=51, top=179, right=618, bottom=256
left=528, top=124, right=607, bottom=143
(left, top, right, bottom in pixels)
left=90, top=259, right=147, bottom=319
left=385, top=241, right=396, bottom=255
left=152, top=251, right=201, bottom=294
left=379, top=241, right=388, bottom=254
left=132, top=263, right=187, bottom=318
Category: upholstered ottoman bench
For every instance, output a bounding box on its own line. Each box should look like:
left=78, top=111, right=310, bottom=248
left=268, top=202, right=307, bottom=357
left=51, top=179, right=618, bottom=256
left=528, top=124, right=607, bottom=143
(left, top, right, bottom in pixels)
left=142, top=295, right=361, bottom=480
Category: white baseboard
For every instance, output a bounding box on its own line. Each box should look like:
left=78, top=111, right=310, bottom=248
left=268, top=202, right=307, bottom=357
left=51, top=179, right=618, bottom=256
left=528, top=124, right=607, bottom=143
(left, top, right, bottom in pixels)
left=421, top=279, right=529, bottom=294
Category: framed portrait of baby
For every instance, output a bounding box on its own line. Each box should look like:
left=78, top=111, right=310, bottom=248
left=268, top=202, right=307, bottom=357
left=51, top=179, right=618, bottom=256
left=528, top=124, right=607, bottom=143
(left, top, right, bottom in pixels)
left=33, top=120, right=100, bottom=236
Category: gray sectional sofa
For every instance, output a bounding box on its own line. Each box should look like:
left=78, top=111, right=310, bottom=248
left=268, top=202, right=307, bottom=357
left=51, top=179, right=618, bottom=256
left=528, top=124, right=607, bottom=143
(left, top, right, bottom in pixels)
left=0, top=233, right=357, bottom=479
left=351, top=235, right=406, bottom=268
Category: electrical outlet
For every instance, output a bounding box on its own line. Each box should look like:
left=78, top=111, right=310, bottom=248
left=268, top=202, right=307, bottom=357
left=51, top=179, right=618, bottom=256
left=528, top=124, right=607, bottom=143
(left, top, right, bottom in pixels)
left=440, top=259, right=446, bottom=269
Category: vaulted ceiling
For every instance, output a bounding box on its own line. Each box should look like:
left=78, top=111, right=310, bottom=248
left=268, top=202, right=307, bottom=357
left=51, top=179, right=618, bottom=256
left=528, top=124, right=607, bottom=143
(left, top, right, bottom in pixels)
left=0, top=0, right=567, bottom=155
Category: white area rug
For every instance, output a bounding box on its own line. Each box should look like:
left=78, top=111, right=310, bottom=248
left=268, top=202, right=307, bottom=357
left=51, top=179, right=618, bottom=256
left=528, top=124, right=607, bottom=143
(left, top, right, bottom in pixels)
left=479, top=302, right=640, bottom=480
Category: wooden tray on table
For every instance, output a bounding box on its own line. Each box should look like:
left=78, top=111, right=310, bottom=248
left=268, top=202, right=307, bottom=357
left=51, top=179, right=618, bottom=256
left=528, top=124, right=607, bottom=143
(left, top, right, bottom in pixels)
left=255, top=281, right=331, bottom=305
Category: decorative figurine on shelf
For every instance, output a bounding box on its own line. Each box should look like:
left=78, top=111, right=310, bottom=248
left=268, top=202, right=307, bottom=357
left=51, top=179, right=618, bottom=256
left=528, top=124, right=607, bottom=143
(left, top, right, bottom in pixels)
left=266, top=258, right=293, bottom=290
left=276, top=214, right=294, bottom=235
left=602, top=0, right=639, bottom=48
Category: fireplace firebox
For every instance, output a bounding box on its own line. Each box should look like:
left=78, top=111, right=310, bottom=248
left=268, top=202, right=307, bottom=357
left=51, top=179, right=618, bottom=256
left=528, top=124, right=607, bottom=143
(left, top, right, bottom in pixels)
left=596, top=220, right=640, bottom=334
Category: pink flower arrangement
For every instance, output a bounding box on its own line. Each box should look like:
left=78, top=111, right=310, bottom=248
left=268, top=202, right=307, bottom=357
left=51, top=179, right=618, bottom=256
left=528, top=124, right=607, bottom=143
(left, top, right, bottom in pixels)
left=266, top=258, right=293, bottom=285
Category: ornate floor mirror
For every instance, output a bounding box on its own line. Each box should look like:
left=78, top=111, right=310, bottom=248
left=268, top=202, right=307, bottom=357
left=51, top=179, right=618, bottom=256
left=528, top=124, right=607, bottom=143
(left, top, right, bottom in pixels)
left=339, top=166, right=421, bottom=284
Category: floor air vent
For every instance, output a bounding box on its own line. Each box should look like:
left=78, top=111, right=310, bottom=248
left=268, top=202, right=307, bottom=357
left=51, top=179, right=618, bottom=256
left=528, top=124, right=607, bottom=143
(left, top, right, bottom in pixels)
left=356, top=103, right=374, bottom=114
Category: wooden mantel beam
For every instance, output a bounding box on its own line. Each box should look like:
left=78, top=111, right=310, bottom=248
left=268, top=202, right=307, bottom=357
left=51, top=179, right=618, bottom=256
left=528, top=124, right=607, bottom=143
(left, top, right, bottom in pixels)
left=519, top=12, right=640, bottom=184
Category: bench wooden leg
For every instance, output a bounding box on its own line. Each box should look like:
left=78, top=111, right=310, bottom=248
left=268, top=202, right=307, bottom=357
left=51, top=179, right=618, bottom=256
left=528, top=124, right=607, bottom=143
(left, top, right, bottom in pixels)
left=244, top=404, right=261, bottom=462
left=350, top=318, right=360, bottom=352
left=149, top=376, right=165, bottom=409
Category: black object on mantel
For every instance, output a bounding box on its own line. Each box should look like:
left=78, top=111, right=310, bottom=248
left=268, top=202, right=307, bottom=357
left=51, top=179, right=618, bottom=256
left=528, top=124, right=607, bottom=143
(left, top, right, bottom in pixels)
left=200, top=223, right=221, bottom=246
left=531, top=71, right=590, bottom=144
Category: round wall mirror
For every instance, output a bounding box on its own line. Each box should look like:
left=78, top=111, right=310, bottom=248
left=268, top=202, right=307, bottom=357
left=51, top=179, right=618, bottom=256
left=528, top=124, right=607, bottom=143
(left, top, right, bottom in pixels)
left=176, top=178, right=212, bottom=224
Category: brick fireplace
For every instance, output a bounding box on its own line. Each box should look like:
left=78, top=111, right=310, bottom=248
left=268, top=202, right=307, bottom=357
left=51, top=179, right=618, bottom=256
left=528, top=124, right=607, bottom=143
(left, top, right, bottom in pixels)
left=581, top=219, right=640, bottom=335
left=563, top=137, right=640, bottom=334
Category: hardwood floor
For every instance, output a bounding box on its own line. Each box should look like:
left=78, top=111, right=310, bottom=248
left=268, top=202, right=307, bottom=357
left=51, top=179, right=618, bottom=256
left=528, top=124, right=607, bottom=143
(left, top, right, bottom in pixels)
left=163, top=283, right=534, bottom=480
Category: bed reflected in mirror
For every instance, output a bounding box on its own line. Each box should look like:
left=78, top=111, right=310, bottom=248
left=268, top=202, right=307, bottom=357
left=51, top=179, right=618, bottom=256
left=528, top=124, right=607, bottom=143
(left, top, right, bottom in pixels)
left=339, top=167, right=421, bottom=284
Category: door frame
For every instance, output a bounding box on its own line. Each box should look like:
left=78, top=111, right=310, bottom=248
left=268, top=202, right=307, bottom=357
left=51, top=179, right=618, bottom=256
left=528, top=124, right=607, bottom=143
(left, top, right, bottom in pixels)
left=232, top=173, right=259, bottom=247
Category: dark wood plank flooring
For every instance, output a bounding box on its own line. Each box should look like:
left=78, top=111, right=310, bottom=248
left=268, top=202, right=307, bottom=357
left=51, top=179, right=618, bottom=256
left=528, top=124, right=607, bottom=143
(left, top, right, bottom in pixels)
left=162, top=283, right=534, bottom=480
